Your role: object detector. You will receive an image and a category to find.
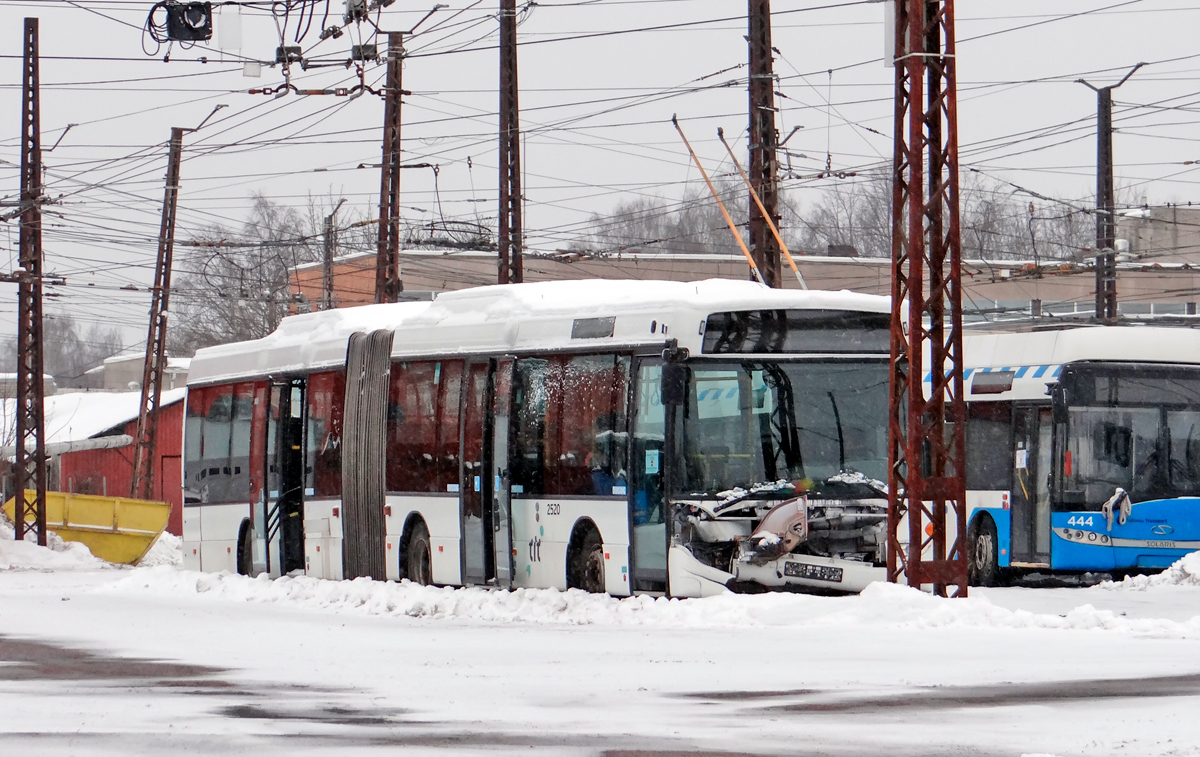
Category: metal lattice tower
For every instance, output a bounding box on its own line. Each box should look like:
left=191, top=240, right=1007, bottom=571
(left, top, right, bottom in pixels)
left=13, top=17, right=47, bottom=545
left=130, top=126, right=185, bottom=501
left=887, top=0, right=968, bottom=597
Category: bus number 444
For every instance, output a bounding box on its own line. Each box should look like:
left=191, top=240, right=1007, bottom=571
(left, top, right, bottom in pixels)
left=1066, top=515, right=1095, bottom=528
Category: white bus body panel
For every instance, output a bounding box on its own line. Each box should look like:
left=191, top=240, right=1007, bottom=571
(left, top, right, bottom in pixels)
left=511, top=496, right=631, bottom=596
left=386, top=494, right=461, bottom=585
left=196, top=503, right=247, bottom=573
left=182, top=506, right=202, bottom=571
left=303, top=498, right=343, bottom=581
left=668, top=545, right=733, bottom=598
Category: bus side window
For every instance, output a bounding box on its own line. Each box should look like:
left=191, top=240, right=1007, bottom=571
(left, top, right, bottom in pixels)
left=512, top=355, right=630, bottom=498
left=387, top=361, right=463, bottom=493
left=966, top=402, right=1012, bottom=491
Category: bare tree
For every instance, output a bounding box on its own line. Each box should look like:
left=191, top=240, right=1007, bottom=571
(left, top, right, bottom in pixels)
left=169, top=194, right=320, bottom=354
left=0, top=312, right=123, bottom=387
left=569, top=176, right=807, bottom=257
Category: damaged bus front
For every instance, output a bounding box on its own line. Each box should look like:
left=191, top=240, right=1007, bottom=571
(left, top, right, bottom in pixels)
left=631, top=309, right=891, bottom=597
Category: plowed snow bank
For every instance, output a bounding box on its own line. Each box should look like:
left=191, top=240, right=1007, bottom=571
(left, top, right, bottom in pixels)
left=1097, top=551, right=1200, bottom=591
left=107, top=567, right=1200, bottom=636
left=0, top=520, right=109, bottom=571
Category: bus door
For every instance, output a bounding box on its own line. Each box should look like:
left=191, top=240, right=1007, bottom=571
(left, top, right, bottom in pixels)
left=264, top=378, right=307, bottom=576
left=1011, top=405, right=1052, bottom=565
left=491, top=357, right=516, bottom=589
left=460, top=360, right=494, bottom=584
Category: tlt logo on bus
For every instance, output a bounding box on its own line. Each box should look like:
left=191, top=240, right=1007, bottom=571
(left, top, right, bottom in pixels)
left=528, top=536, right=542, bottom=563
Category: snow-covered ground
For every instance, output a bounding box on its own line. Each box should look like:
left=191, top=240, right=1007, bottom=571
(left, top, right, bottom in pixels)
left=2, top=533, right=1200, bottom=756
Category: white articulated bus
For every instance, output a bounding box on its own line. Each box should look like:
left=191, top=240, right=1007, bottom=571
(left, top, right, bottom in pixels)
left=957, top=325, right=1200, bottom=584
left=182, top=279, right=892, bottom=596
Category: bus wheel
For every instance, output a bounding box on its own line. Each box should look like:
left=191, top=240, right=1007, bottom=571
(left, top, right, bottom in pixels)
left=405, top=521, right=433, bottom=586
left=968, top=517, right=999, bottom=587
left=236, top=520, right=253, bottom=576
left=569, top=528, right=606, bottom=594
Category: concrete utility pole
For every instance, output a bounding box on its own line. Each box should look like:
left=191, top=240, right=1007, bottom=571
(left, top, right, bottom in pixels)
left=497, top=0, right=523, bottom=284
left=1079, top=64, right=1142, bottom=324
left=13, top=17, right=47, bottom=544
left=375, top=32, right=404, bottom=303
left=322, top=198, right=347, bottom=310
left=747, top=0, right=782, bottom=288
left=131, top=126, right=185, bottom=501
left=887, top=0, right=968, bottom=597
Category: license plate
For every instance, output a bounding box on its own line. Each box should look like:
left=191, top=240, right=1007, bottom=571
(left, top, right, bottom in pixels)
left=783, top=561, right=844, bottom=583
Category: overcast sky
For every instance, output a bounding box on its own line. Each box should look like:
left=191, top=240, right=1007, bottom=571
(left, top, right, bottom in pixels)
left=1, top=0, right=1198, bottom=350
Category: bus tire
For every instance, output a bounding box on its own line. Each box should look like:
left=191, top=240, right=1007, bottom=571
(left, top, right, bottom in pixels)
left=568, top=525, right=606, bottom=594
left=405, top=521, right=433, bottom=586
left=236, top=519, right=253, bottom=576
left=968, top=516, right=1000, bottom=587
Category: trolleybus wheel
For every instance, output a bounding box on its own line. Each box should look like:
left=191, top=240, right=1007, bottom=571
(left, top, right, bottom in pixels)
left=968, top=516, right=999, bottom=587
left=406, top=521, right=433, bottom=586
left=570, top=528, right=606, bottom=594
left=236, top=519, right=253, bottom=576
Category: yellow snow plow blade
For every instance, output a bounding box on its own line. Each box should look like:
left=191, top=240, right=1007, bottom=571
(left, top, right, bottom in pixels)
left=3, top=491, right=170, bottom=566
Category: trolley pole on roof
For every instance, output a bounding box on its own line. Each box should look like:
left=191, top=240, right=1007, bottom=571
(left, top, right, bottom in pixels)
left=497, top=0, right=523, bottom=284
left=1078, top=64, right=1142, bottom=325
left=886, top=0, right=968, bottom=597
left=131, top=126, right=185, bottom=501
left=375, top=32, right=405, bottom=303
left=13, top=17, right=47, bottom=545
left=747, top=0, right=782, bottom=288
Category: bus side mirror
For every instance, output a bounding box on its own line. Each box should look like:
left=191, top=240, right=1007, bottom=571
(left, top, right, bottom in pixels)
left=662, top=363, right=687, bottom=406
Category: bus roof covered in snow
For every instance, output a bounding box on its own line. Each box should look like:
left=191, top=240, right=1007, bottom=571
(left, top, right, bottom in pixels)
left=188, top=279, right=889, bottom=386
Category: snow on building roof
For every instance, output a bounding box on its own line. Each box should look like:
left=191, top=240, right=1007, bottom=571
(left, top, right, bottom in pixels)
left=0, top=388, right=185, bottom=447
left=190, top=278, right=890, bottom=385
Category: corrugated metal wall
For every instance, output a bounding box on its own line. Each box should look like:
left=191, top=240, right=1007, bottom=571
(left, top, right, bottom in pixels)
left=57, top=401, right=185, bottom=536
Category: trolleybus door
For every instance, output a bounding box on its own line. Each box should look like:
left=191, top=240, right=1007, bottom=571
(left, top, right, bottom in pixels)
left=1011, top=405, right=1052, bottom=564
left=264, top=378, right=307, bottom=577
left=460, top=360, right=493, bottom=585
left=491, top=357, right=516, bottom=589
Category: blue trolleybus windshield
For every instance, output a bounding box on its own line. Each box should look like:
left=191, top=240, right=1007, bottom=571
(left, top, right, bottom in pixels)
left=1059, top=364, right=1200, bottom=507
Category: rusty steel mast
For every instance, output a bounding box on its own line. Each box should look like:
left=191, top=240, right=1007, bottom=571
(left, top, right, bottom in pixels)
left=747, top=0, right=782, bottom=288
left=497, top=0, right=523, bottom=284
left=886, top=0, right=968, bottom=597
left=130, top=127, right=185, bottom=501
left=13, top=17, right=47, bottom=545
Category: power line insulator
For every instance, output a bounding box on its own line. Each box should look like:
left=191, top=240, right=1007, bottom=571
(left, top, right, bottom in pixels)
left=344, top=0, right=368, bottom=24
left=164, top=2, right=213, bottom=42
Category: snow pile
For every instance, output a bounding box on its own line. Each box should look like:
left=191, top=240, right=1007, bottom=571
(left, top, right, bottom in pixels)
left=0, top=519, right=110, bottom=571
left=105, top=568, right=1200, bottom=636
left=137, top=532, right=183, bottom=568
left=1095, top=551, right=1200, bottom=591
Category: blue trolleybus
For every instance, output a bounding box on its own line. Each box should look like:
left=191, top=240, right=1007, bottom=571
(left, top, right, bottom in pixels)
left=958, top=326, right=1200, bottom=584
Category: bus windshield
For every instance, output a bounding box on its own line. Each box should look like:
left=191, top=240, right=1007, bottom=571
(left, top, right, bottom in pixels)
left=679, top=360, right=888, bottom=496
left=1060, top=365, right=1200, bottom=506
